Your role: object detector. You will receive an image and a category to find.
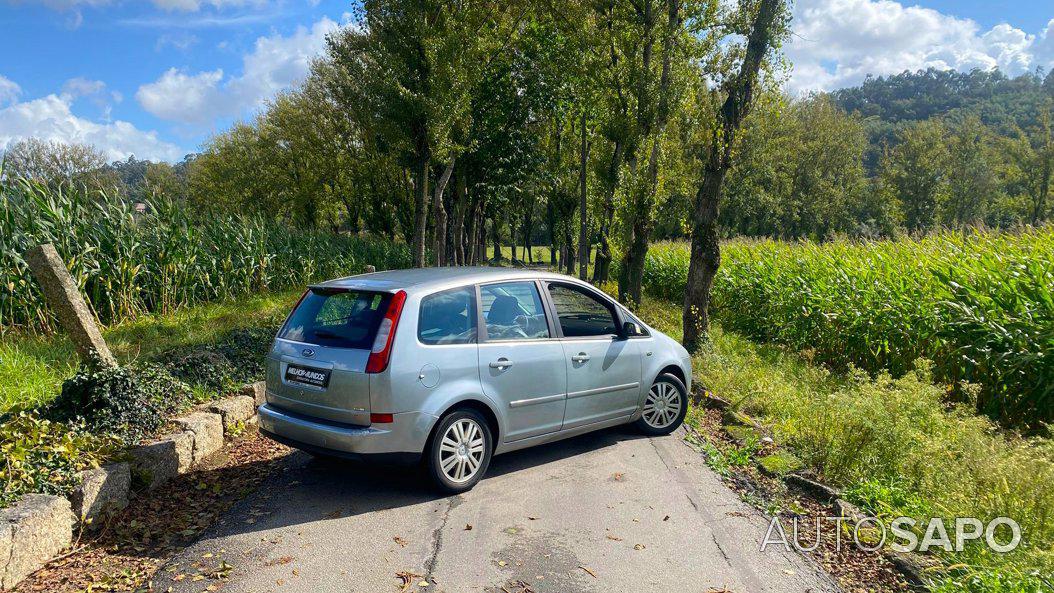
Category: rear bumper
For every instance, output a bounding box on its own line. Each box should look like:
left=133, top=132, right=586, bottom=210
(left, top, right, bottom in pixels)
left=257, top=403, right=436, bottom=461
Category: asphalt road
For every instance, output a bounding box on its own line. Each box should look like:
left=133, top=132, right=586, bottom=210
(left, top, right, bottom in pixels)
left=153, top=427, right=839, bottom=593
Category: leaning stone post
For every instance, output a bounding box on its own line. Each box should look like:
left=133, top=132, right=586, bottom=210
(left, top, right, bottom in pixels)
left=24, top=243, right=117, bottom=368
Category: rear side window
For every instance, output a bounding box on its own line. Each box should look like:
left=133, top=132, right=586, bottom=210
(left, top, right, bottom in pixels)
left=418, top=286, right=478, bottom=345
left=279, top=289, right=391, bottom=349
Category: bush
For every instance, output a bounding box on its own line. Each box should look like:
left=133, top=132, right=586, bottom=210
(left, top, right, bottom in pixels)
left=0, top=411, right=118, bottom=508
left=45, top=362, right=193, bottom=444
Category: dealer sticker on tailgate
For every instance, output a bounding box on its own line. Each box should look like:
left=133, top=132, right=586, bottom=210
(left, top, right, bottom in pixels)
left=285, top=363, right=331, bottom=388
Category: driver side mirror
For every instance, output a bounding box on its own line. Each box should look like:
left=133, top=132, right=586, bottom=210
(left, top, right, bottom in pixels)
left=620, top=321, right=641, bottom=339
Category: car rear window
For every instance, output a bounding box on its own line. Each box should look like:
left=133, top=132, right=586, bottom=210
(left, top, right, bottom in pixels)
left=278, top=289, right=391, bottom=349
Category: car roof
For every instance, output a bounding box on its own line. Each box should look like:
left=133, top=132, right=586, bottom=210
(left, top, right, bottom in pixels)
left=312, top=266, right=586, bottom=294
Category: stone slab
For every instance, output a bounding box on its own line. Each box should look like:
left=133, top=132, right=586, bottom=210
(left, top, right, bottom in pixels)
left=72, top=463, right=130, bottom=526
left=173, top=412, right=224, bottom=464
left=206, top=396, right=256, bottom=434
left=0, top=494, right=74, bottom=590
left=128, top=431, right=194, bottom=489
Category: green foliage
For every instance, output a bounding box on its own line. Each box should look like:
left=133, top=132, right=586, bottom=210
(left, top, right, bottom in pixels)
left=929, top=570, right=1048, bottom=593
left=688, top=320, right=1054, bottom=585
left=637, top=230, right=1054, bottom=426
left=0, top=178, right=410, bottom=333
left=842, top=478, right=933, bottom=519
left=45, top=362, right=193, bottom=444
left=0, top=411, right=119, bottom=508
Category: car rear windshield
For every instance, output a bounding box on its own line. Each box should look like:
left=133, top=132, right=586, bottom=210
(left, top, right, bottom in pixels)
left=278, top=289, right=391, bottom=349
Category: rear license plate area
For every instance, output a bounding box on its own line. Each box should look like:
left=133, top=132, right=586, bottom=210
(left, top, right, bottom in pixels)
left=285, top=363, right=331, bottom=388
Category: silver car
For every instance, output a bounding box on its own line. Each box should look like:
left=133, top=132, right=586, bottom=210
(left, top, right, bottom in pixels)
left=259, top=267, right=692, bottom=493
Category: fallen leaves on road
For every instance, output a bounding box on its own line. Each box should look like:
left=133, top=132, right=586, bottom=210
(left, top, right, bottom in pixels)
left=264, top=555, right=294, bottom=567
left=633, top=543, right=646, bottom=550
left=464, top=523, right=473, bottom=530
left=605, top=534, right=623, bottom=541
left=612, top=472, right=624, bottom=481
left=14, top=430, right=290, bottom=593
left=578, top=565, right=598, bottom=578
left=394, top=536, right=409, bottom=547
left=396, top=570, right=423, bottom=592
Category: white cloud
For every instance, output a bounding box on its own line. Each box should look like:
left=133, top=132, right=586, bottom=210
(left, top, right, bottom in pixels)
left=136, top=17, right=338, bottom=126
left=149, top=0, right=263, bottom=11
left=61, top=77, right=106, bottom=99
left=0, top=75, right=21, bottom=107
left=787, top=0, right=1054, bottom=93
left=0, top=92, right=184, bottom=162
left=6, top=0, right=262, bottom=10
left=136, top=68, right=226, bottom=124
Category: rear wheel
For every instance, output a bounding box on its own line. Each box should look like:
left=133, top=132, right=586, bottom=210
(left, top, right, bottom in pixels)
left=426, top=409, right=493, bottom=494
left=635, top=373, right=688, bottom=435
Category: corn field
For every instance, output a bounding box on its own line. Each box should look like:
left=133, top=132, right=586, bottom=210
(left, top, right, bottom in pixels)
left=639, top=232, right=1054, bottom=427
left=1, top=179, right=411, bottom=333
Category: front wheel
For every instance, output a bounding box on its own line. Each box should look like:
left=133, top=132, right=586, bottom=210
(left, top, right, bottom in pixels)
left=426, top=409, right=493, bottom=494
left=635, top=373, right=688, bottom=436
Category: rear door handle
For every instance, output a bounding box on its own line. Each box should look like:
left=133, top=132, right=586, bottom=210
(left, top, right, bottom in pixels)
left=571, top=353, right=590, bottom=363
left=489, top=358, right=513, bottom=370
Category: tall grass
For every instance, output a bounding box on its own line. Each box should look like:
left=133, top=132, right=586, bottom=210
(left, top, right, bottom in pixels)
left=0, top=178, right=411, bottom=333
left=637, top=232, right=1054, bottom=426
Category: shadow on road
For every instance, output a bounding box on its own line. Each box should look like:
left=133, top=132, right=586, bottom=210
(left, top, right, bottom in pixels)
left=197, top=424, right=653, bottom=541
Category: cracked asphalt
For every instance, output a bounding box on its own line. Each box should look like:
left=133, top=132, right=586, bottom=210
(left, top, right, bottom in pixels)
left=152, top=427, right=839, bottom=592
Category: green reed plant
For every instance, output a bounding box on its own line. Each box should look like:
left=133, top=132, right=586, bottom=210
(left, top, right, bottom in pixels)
left=638, top=231, right=1054, bottom=426
left=0, top=178, right=411, bottom=334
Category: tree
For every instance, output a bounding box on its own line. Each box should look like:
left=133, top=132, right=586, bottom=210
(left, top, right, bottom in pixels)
left=320, top=0, right=506, bottom=267
left=681, top=0, right=788, bottom=352
left=1004, top=100, right=1053, bottom=224
left=876, top=119, right=949, bottom=233
left=2, top=138, right=119, bottom=192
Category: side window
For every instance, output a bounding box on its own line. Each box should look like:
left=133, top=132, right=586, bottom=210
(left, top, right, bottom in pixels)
left=480, top=281, right=550, bottom=341
left=547, top=283, right=618, bottom=338
left=418, top=286, right=477, bottom=345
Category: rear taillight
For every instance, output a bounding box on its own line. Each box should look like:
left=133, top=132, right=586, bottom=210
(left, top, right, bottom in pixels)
left=370, top=413, right=394, bottom=424
left=366, top=290, right=407, bottom=373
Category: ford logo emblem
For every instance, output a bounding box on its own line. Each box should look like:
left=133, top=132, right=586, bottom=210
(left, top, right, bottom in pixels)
left=302, top=348, right=315, bottom=358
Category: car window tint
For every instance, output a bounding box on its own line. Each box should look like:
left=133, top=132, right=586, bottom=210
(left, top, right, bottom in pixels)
left=418, top=286, right=477, bottom=345
left=480, top=281, right=550, bottom=341
left=547, top=284, right=618, bottom=337
left=279, top=289, right=390, bottom=349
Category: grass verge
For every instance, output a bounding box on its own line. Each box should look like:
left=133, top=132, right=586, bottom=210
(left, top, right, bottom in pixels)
left=630, top=296, right=1054, bottom=591
left=0, top=289, right=301, bottom=413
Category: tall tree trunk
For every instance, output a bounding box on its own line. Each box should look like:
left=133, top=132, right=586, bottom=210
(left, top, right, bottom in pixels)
left=682, top=0, right=783, bottom=352
left=492, top=217, right=502, bottom=264
left=412, top=156, right=430, bottom=268
left=593, top=141, right=623, bottom=283
left=452, top=171, right=468, bottom=265
left=431, top=161, right=455, bottom=266
left=523, top=208, right=533, bottom=264
left=564, top=226, right=576, bottom=275
left=578, top=109, right=590, bottom=280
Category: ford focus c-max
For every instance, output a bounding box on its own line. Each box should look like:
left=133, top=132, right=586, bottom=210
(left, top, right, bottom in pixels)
left=258, top=267, right=692, bottom=493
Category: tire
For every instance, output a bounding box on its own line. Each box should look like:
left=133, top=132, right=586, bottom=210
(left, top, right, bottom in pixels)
left=635, top=373, right=688, bottom=436
left=426, top=409, right=493, bottom=494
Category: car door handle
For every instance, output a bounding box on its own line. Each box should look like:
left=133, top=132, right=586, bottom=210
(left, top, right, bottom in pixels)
left=489, top=358, right=513, bottom=370
left=571, top=353, right=590, bottom=363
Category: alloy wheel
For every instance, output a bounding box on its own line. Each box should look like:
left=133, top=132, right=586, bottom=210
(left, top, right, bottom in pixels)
left=438, top=418, right=486, bottom=483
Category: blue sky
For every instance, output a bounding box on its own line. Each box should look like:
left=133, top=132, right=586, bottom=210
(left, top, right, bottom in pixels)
left=1, top=0, right=1052, bottom=162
